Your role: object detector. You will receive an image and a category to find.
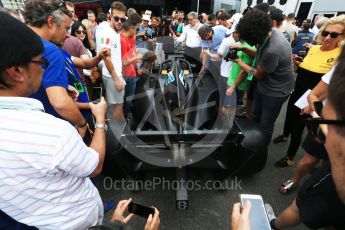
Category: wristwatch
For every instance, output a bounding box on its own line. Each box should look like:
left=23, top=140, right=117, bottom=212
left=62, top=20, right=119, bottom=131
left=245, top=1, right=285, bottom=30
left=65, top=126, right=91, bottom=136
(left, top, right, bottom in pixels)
left=95, top=123, right=107, bottom=132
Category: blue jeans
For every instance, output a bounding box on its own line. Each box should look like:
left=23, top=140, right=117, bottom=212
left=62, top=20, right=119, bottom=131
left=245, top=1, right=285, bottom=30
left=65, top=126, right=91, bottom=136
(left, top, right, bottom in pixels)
left=236, top=89, right=244, bottom=105
left=251, top=89, right=289, bottom=146
left=124, top=76, right=138, bottom=115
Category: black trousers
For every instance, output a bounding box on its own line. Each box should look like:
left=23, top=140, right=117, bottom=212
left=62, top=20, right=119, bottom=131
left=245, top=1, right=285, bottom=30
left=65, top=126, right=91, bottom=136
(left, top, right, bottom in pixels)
left=282, top=68, right=323, bottom=159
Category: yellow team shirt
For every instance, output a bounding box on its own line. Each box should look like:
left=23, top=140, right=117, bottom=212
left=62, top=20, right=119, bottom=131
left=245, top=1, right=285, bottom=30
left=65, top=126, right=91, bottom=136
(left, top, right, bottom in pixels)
left=299, top=45, right=340, bottom=74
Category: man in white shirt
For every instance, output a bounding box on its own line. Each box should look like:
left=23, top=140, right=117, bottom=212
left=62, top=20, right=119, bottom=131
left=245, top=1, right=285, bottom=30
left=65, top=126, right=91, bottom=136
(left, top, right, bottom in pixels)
left=175, top=11, right=202, bottom=48
left=230, top=13, right=242, bottom=33
left=175, top=11, right=203, bottom=73
left=0, top=12, right=107, bottom=229
left=283, top=13, right=299, bottom=42
left=96, top=1, right=127, bottom=121
left=217, top=12, right=232, bottom=30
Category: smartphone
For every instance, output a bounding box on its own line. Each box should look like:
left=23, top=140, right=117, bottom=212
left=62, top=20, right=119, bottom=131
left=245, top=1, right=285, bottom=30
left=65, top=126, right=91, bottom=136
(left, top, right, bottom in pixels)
left=92, top=86, right=103, bottom=104
left=240, top=194, right=271, bottom=230
left=314, top=101, right=323, bottom=116
left=294, top=56, right=304, bottom=62
left=128, top=201, right=155, bottom=218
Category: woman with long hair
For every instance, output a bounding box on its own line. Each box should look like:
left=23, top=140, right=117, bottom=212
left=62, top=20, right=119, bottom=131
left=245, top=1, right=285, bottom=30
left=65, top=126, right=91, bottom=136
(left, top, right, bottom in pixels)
left=71, top=21, right=99, bottom=99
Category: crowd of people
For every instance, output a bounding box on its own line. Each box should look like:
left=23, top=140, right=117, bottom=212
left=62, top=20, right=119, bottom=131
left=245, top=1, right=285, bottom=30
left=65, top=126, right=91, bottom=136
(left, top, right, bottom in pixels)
left=0, top=0, right=345, bottom=229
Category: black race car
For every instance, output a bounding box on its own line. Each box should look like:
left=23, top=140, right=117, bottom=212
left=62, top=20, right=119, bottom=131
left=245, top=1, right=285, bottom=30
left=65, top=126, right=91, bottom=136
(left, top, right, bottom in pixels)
left=103, top=50, right=267, bottom=209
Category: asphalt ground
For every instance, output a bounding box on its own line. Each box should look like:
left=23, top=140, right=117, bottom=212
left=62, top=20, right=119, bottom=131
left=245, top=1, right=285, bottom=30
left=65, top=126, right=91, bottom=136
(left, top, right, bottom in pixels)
left=95, top=101, right=311, bottom=230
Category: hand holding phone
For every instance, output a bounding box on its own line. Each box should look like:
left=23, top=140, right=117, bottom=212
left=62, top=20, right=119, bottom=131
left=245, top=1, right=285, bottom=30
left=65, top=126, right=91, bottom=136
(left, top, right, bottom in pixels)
left=111, top=198, right=134, bottom=224
left=144, top=207, right=160, bottom=230
left=231, top=202, right=251, bottom=230
left=292, top=55, right=303, bottom=63
left=128, top=201, right=155, bottom=218
left=240, top=194, right=271, bottom=230
left=295, top=56, right=304, bottom=62
left=313, top=101, right=323, bottom=116
left=92, top=87, right=103, bottom=104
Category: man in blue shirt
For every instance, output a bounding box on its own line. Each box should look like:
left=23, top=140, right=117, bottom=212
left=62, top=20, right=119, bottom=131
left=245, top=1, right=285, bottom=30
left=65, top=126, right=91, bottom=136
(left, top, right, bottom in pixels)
left=199, top=25, right=230, bottom=106
left=199, top=25, right=230, bottom=73
left=23, top=0, right=89, bottom=136
left=199, top=25, right=230, bottom=53
left=136, top=14, right=153, bottom=49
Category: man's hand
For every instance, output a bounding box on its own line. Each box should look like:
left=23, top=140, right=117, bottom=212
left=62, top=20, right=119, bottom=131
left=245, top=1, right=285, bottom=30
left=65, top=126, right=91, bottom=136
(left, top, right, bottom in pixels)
left=89, top=97, right=107, bottom=122
left=230, top=45, right=244, bottom=51
left=99, top=47, right=111, bottom=58
left=203, top=48, right=211, bottom=57
left=198, top=66, right=205, bottom=76
left=231, top=58, right=241, bottom=64
left=144, top=207, right=160, bottom=230
left=137, top=68, right=144, bottom=75
left=135, top=53, right=143, bottom=61
left=115, top=79, right=124, bottom=91
left=67, top=85, right=79, bottom=101
left=226, top=85, right=236, bottom=96
left=111, top=198, right=134, bottom=224
left=76, top=124, right=87, bottom=138
left=231, top=202, right=251, bottom=230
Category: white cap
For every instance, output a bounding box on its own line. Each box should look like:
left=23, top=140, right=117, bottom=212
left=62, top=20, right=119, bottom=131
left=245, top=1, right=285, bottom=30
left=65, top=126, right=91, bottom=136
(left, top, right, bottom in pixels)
left=142, top=14, right=151, bottom=21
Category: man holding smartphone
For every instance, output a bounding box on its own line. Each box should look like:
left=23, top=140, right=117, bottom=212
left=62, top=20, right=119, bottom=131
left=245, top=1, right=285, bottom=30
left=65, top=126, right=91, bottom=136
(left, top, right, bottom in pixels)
left=89, top=198, right=160, bottom=230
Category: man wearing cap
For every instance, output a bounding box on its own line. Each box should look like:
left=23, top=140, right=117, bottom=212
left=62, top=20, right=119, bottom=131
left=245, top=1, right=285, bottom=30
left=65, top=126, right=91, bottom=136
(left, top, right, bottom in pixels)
left=23, top=0, right=89, bottom=137
left=136, top=14, right=154, bottom=49
left=0, top=12, right=107, bottom=229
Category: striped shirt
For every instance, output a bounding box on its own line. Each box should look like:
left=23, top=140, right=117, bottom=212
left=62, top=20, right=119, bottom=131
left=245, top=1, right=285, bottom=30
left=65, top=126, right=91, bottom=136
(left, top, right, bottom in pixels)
left=0, top=97, right=103, bottom=230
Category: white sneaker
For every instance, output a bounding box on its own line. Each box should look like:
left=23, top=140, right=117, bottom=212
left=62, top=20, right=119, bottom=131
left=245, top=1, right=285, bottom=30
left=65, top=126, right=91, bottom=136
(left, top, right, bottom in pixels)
left=265, top=203, right=276, bottom=222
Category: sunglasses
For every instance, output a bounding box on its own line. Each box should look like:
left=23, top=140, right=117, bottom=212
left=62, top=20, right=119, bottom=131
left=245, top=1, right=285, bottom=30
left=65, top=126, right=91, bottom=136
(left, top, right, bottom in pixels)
left=305, top=117, right=345, bottom=144
left=113, top=16, right=126, bottom=23
left=305, top=101, right=345, bottom=144
left=29, top=57, right=50, bottom=70
left=321, top=31, right=344, bottom=39
left=76, top=30, right=87, bottom=35
left=51, top=0, right=68, bottom=15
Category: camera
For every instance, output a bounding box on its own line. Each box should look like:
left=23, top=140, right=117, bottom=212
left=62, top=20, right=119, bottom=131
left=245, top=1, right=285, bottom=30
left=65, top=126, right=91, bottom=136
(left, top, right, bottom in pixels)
left=224, top=49, right=238, bottom=61
left=145, top=30, right=152, bottom=39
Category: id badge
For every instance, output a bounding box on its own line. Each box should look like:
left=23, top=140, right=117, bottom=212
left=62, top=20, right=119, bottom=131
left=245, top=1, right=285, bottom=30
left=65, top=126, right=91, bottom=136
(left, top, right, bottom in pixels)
left=74, top=82, right=85, bottom=93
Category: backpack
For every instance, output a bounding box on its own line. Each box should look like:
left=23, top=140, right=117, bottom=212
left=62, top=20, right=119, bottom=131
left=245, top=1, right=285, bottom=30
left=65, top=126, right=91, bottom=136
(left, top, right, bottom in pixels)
left=292, top=32, right=314, bottom=57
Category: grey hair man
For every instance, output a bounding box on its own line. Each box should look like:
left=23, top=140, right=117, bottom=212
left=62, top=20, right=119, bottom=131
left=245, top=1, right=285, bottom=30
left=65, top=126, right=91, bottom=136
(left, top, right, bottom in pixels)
left=0, top=11, right=107, bottom=229
left=175, top=11, right=203, bottom=73
left=23, top=0, right=90, bottom=137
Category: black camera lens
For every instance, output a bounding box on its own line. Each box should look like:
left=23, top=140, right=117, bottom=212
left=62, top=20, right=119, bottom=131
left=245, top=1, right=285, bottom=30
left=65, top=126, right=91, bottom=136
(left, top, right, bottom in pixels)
left=224, top=49, right=238, bottom=61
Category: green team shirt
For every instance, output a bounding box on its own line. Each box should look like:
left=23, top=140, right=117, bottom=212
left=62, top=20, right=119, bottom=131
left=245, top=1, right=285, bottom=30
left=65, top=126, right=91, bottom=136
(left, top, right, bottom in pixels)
left=227, top=42, right=256, bottom=91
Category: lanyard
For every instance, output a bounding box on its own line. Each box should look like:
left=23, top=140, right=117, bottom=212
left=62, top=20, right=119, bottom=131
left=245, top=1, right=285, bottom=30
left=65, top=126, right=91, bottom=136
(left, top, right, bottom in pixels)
left=247, top=36, right=269, bottom=80
left=64, top=59, right=85, bottom=93
left=252, top=36, right=269, bottom=68
left=64, top=59, right=78, bottom=82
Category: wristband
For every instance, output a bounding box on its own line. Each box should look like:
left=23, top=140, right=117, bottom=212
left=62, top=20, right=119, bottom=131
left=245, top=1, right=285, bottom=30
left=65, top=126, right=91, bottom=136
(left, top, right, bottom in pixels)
left=77, top=120, right=87, bottom=128
left=95, top=123, right=107, bottom=132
